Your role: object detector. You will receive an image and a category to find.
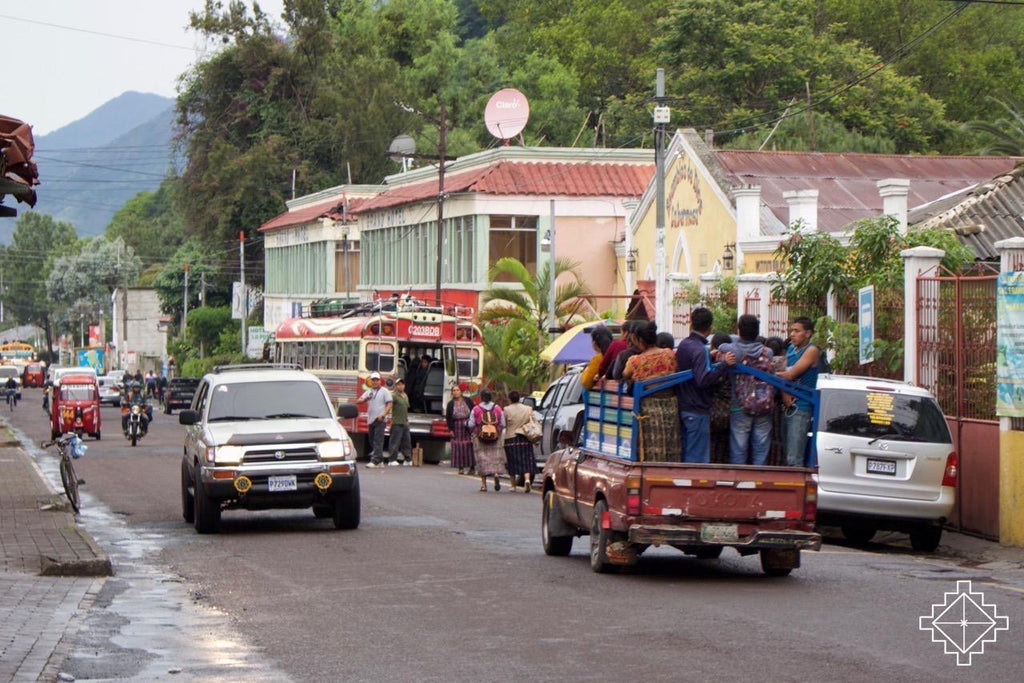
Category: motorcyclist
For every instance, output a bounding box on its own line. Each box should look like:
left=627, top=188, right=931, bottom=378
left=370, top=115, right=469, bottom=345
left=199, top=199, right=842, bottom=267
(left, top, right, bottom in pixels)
left=121, top=382, right=151, bottom=435
left=4, top=376, right=18, bottom=407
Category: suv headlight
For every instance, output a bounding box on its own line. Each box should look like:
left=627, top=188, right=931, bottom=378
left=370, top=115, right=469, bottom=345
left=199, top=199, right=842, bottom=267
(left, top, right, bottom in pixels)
left=317, top=440, right=349, bottom=460
left=213, top=445, right=243, bottom=465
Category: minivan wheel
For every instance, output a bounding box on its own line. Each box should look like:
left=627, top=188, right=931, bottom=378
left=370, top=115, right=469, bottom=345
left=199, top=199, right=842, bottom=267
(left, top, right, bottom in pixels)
left=841, top=524, right=876, bottom=546
left=910, top=525, right=943, bottom=553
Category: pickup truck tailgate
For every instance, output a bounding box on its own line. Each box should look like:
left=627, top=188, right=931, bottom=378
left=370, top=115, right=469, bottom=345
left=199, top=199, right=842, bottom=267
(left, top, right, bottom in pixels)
left=642, top=465, right=810, bottom=523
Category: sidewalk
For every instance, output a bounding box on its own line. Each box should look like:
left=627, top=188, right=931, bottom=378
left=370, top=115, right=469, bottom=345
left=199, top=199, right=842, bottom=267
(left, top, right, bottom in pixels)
left=0, top=435, right=111, bottom=682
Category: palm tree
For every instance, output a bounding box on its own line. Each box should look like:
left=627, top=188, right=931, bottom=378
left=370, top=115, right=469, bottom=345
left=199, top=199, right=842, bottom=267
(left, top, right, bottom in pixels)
left=963, top=98, right=1024, bottom=156
left=479, top=256, right=593, bottom=338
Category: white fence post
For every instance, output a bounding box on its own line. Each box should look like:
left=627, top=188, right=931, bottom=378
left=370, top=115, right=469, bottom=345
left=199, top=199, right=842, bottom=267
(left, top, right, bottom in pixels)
left=901, top=246, right=945, bottom=386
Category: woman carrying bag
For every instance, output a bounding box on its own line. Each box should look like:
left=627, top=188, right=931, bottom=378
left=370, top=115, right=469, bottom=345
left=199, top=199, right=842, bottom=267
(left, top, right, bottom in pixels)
left=502, top=391, right=539, bottom=493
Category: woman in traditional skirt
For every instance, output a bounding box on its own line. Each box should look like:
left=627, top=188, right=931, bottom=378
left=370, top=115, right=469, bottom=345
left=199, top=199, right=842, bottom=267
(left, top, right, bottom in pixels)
left=502, top=391, right=537, bottom=493
left=445, top=385, right=475, bottom=474
left=622, top=321, right=681, bottom=463
left=468, top=389, right=506, bottom=491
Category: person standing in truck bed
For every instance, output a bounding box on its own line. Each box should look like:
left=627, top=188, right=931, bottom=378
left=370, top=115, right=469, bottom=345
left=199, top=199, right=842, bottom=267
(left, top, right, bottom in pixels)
left=675, top=307, right=736, bottom=463
left=622, top=322, right=679, bottom=462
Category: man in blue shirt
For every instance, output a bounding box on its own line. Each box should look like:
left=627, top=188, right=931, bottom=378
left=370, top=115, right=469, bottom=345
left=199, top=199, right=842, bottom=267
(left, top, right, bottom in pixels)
left=778, top=316, right=821, bottom=467
left=676, top=307, right=736, bottom=463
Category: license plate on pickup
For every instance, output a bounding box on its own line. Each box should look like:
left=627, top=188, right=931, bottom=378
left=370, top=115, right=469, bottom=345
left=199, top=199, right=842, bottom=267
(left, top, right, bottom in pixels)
left=866, top=458, right=897, bottom=476
left=700, top=523, right=739, bottom=543
left=267, top=475, right=297, bottom=492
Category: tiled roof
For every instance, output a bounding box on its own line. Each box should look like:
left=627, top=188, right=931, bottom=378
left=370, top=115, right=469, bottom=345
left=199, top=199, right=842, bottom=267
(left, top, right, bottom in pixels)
left=910, top=164, right=1024, bottom=260
left=259, top=196, right=366, bottom=232
left=357, top=161, right=654, bottom=213
left=714, top=150, right=1021, bottom=233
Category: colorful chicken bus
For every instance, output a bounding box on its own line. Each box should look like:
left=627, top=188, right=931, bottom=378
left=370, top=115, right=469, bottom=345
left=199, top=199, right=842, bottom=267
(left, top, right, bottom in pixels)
left=273, top=297, right=484, bottom=463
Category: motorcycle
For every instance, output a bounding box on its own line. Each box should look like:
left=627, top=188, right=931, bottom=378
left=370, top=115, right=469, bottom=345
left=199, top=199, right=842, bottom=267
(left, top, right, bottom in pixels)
left=123, top=403, right=148, bottom=446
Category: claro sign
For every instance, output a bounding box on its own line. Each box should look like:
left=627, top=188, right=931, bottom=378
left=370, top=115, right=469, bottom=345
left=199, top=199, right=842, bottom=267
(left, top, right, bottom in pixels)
left=408, top=324, right=441, bottom=339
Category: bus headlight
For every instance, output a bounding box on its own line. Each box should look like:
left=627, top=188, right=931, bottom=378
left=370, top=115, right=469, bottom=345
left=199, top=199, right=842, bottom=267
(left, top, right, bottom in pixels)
left=317, top=440, right=346, bottom=460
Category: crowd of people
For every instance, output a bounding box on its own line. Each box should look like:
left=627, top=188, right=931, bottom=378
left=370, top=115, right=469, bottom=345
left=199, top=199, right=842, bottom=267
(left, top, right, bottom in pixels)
left=583, top=308, right=823, bottom=467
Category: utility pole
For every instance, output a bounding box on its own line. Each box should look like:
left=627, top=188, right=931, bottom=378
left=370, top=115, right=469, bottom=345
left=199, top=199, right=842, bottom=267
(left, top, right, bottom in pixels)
left=434, top=101, right=447, bottom=307
left=653, top=68, right=670, bottom=331
left=181, top=263, right=190, bottom=340
left=547, top=199, right=557, bottom=337
left=342, top=197, right=350, bottom=300
left=240, top=231, right=247, bottom=356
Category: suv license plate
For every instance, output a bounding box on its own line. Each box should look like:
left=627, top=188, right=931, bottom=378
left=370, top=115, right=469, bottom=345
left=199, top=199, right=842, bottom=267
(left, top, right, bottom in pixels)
left=268, top=475, right=297, bottom=492
left=866, top=458, right=897, bottom=476
left=701, top=523, right=738, bottom=543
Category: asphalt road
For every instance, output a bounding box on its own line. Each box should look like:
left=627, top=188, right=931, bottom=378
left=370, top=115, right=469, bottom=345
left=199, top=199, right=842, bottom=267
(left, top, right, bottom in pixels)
left=10, top=387, right=1023, bottom=681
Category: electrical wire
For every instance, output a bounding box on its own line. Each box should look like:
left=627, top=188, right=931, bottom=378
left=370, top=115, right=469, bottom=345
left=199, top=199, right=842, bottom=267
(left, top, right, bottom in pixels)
left=0, top=13, right=198, bottom=51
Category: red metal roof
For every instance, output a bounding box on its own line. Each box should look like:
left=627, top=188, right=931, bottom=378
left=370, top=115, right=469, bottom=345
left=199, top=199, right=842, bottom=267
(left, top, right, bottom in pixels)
left=357, top=161, right=654, bottom=213
left=714, top=150, right=1022, bottom=233
left=259, top=196, right=367, bottom=232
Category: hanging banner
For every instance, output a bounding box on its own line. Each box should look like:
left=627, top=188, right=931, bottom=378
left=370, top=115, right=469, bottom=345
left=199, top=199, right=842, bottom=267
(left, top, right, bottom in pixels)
left=859, top=285, right=875, bottom=365
left=996, top=272, right=1024, bottom=417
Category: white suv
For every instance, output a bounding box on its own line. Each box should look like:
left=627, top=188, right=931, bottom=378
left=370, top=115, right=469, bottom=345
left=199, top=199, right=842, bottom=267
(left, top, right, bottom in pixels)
left=814, top=375, right=956, bottom=552
left=179, top=364, right=360, bottom=534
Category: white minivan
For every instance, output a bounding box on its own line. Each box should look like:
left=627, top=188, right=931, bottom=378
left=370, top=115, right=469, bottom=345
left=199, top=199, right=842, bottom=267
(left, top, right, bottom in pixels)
left=814, top=375, right=956, bottom=552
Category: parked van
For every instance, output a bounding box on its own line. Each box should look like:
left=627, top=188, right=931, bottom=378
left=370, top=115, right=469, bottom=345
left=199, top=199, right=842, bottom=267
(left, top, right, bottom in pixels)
left=814, top=375, right=956, bottom=552
left=51, top=366, right=99, bottom=386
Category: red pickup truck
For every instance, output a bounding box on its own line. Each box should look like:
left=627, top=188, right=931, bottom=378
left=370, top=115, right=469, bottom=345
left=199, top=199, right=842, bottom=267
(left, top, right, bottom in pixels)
left=541, top=369, right=821, bottom=576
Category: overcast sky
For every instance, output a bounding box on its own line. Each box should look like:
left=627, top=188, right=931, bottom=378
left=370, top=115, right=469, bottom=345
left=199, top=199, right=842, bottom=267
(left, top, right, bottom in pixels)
left=3, top=0, right=285, bottom=136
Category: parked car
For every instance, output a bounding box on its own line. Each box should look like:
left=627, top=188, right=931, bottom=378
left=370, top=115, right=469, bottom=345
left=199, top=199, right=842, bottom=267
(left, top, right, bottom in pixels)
left=97, top=375, right=123, bottom=406
left=0, top=365, right=22, bottom=400
left=179, top=364, right=361, bottom=534
left=162, top=377, right=199, bottom=414
left=531, top=364, right=585, bottom=465
left=814, top=375, right=957, bottom=552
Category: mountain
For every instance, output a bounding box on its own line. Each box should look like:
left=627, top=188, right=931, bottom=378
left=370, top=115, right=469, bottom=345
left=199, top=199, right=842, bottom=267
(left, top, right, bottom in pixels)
left=3, top=92, right=178, bottom=242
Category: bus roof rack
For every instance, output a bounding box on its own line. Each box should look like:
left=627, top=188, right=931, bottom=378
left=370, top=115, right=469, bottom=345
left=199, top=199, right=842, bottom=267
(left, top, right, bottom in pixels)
left=212, top=363, right=304, bottom=374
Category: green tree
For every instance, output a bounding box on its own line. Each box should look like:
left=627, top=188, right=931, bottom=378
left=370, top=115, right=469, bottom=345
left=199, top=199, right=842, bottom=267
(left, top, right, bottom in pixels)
left=1, top=212, right=78, bottom=357
left=106, top=180, right=186, bottom=264
left=963, top=99, right=1024, bottom=156
left=479, top=256, right=592, bottom=341
left=46, top=237, right=142, bottom=334
left=153, top=239, right=224, bottom=331
left=657, top=0, right=950, bottom=153
left=186, top=305, right=233, bottom=357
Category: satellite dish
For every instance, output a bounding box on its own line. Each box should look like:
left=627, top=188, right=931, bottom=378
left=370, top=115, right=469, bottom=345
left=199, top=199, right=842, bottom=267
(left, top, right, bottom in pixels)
left=388, top=134, right=416, bottom=163
left=484, top=88, right=530, bottom=141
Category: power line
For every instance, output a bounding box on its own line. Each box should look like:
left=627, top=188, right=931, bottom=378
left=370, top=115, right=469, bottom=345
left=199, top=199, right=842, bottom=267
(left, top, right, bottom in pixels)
left=34, top=156, right=170, bottom=178
left=0, top=13, right=197, bottom=51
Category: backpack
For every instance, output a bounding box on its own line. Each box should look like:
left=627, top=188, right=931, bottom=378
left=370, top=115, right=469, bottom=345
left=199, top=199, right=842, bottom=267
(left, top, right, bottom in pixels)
left=736, top=350, right=777, bottom=416
left=478, top=407, right=500, bottom=442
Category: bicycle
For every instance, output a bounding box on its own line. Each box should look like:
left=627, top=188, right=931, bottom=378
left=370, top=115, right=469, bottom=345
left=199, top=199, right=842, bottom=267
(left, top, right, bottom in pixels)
left=41, top=433, right=85, bottom=513
left=5, top=388, right=16, bottom=411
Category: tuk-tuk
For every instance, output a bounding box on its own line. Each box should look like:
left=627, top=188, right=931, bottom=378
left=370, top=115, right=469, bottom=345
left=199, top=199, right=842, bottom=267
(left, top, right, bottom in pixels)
left=23, top=363, right=45, bottom=387
left=51, top=374, right=101, bottom=440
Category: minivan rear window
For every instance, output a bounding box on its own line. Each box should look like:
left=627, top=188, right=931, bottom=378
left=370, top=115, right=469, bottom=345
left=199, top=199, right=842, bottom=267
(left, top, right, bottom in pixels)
left=820, top=389, right=952, bottom=444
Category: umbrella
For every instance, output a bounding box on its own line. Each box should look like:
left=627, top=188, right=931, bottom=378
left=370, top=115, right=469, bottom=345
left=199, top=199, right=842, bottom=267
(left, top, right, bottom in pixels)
left=539, top=321, right=620, bottom=364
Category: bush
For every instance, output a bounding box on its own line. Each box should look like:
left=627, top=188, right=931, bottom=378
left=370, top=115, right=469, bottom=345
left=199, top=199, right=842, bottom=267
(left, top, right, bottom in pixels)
left=179, top=353, right=254, bottom=378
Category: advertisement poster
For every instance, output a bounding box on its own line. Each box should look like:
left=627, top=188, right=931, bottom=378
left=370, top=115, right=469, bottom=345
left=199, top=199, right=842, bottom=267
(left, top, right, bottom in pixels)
left=997, top=272, right=1024, bottom=417
left=859, top=285, right=875, bottom=365
left=76, top=347, right=104, bottom=373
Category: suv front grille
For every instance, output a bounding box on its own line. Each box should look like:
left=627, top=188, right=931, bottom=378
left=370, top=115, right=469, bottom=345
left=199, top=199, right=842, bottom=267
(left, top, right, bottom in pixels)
left=243, top=447, right=319, bottom=464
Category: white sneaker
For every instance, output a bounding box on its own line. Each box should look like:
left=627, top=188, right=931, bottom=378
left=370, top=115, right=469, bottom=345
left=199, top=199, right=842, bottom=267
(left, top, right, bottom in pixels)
left=402, top=461, right=412, bottom=467
left=388, top=461, right=400, bottom=467
left=366, top=462, right=379, bottom=469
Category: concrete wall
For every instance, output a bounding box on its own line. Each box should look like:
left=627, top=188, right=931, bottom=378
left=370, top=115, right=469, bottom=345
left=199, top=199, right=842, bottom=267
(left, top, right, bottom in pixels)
left=124, top=289, right=166, bottom=372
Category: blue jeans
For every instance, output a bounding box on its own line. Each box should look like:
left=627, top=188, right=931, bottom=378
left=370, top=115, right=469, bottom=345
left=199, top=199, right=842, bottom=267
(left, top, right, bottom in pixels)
left=679, top=411, right=710, bottom=463
left=782, top=407, right=813, bottom=467
left=728, top=411, right=773, bottom=465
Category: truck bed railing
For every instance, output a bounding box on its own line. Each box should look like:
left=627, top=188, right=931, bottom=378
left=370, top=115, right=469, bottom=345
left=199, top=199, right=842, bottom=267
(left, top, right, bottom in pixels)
left=582, top=363, right=820, bottom=466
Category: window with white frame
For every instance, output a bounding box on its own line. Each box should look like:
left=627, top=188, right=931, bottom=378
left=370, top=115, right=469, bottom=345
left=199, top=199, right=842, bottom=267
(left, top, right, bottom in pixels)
left=488, top=215, right=538, bottom=282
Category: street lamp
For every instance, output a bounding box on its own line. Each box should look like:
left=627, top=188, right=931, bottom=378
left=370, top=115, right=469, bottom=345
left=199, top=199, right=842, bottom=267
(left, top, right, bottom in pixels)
left=721, top=242, right=736, bottom=271
left=626, top=248, right=638, bottom=273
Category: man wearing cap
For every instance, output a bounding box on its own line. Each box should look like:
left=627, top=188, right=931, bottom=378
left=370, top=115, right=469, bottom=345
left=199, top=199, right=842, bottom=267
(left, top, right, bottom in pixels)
left=356, top=372, right=393, bottom=468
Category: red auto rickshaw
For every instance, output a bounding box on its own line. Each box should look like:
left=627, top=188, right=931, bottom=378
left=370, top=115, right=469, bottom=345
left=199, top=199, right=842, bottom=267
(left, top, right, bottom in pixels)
left=23, top=363, right=45, bottom=388
left=51, top=374, right=101, bottom=440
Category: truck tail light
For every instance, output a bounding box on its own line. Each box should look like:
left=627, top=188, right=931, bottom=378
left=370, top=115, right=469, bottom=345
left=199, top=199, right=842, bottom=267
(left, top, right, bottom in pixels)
left=626, top=475, right=641, bottom=516
left=804, top=482, right=817, bottom=521
left=941, top=452, right=959, bottom=488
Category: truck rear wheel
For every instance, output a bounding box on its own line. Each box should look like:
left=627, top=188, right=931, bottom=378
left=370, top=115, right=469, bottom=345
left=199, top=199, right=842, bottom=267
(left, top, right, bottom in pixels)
left=590, top=499, right=615, bottom=574
left=760, top=549, right=799, bottom=577
left=542, top=490, right=573, bottom=556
